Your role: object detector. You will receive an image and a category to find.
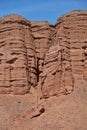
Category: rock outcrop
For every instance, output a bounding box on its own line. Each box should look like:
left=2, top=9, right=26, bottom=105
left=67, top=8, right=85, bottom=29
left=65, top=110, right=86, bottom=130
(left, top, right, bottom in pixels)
left=42, top=11, right=87, bottom=97
left=0, top=14, right=36, bottom=94
left=31, top=21, right=54, bottom=82
left=0, top=10, right=87, bottom=97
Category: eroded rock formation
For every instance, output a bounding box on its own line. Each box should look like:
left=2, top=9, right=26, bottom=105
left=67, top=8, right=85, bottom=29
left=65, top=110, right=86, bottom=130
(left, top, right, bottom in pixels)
left=0, top=11, right=87, bottom=97
left=0, top=14, right=37, bottom=94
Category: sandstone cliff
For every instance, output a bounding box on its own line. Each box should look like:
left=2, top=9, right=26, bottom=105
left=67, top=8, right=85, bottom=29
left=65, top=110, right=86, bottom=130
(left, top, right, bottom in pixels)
left=42, top=11, right=87, bottom=97
left=0, top=11, right=87, bottom=98
left=0, top=10, right=87, bottom=130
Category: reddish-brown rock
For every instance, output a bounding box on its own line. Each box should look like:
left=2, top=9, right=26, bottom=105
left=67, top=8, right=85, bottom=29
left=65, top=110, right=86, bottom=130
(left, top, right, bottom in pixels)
left=41, top=11, right=87, bottom=98
left=31, top=21, right=54, bottom=82
left=0, top=10, right=87, bottom=130
left=0, top=14, right=37, bottom=94
left=0, top=11, right=87, bottom=98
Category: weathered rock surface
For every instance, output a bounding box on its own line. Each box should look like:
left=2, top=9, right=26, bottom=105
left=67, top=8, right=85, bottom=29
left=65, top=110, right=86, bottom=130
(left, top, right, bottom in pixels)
left=0, top=14, right=37, bottom=94
left=31, top=21, right=54, bottom=82
left=42, top=11, right=87, bottom=97
left=0, top=10, right=87, bottom=130
left=0, top=11, right=87, bottom=97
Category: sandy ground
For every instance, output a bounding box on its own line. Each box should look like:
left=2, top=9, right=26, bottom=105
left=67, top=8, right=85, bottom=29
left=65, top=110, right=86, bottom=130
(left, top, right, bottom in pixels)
left=0, top=76, right=87, bottom=130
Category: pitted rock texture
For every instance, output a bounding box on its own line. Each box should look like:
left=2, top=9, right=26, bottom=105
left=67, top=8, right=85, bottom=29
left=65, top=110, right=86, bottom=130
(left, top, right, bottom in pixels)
left=41, top=11, right=87, bottom=98
left=0, top=14, right=37, bottom=94
left=31, top=21, right=54, bottom=82
left=0, top=11, right=87, bottom=97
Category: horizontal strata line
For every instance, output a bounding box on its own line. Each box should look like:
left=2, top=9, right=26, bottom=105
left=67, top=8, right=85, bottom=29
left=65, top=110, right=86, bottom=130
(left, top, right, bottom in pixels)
left=0, top=20, right=30, bottom=26
left=0, top=27, right=23, bottom=33
left=33, top=35, right=50, bottom=39
left=31, top=27, right=51, bottom=31
left=0, top=37, right=25, bottom=42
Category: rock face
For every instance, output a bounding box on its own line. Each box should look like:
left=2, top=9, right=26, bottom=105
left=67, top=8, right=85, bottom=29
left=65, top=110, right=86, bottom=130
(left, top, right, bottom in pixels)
left=0, top=14, right=36, bottom=94
left=31, top=21, right=54, bottom=83
left=42, top=11, right=87, bottom=98
left=0, top=11, right=87, bottom=97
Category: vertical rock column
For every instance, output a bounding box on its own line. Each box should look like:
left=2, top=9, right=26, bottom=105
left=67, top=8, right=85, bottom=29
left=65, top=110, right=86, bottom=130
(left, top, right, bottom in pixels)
left=41, top=11, right=87, bottom=98
left=31, top=21, right=54, bottom=84
left=41, top=20, right=74, bottom=98
left=0, top=15, right=37, bottom=94
left=41, top=34, right=74, bottom=98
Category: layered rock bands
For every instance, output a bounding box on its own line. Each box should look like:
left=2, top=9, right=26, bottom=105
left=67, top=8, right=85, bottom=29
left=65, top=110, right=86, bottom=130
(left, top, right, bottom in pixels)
left=0, top=11, right=87, bottom=97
